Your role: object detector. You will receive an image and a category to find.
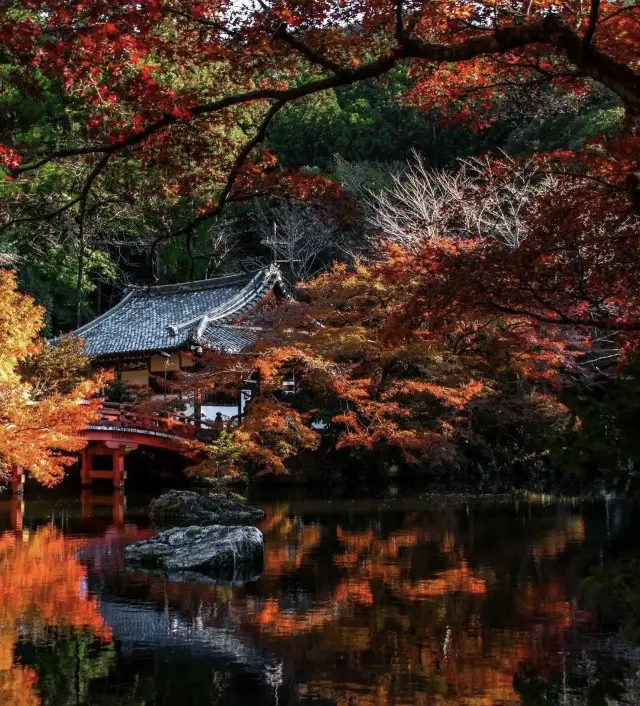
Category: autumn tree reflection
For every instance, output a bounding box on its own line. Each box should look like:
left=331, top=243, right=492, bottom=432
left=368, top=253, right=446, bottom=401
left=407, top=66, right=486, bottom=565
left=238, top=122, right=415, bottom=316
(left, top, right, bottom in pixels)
left=0, top=526, right=112, bottom=705
left=241, top=503, right=594, bottom=706
left=20, top=498, right=620, bottom=706
left=120, top=502, right=598, bottom=705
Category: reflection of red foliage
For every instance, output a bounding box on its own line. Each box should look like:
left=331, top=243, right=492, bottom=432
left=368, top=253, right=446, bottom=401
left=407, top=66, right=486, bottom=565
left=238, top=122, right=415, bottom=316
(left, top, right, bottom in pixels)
left=0, top=528, right=111, bottom=639
left=405, top=561, right=486, bottom=599
left=0, top=526, right=113, bottom=705
left=0, top=659, right=39, bottom=706
left=77, top=505, right=594, bottom=706
left=246, top=508, right=591, bottom=705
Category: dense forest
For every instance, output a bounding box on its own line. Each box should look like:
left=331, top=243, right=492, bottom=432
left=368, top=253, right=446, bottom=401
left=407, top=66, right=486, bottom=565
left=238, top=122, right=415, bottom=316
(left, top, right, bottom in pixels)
left=0, top=0, right=639, bottom=490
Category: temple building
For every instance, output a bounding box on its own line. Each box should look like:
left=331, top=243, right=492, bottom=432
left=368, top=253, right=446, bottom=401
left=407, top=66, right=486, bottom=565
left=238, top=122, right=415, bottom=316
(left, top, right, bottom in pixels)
left=72, top=265, right=286, bottom=391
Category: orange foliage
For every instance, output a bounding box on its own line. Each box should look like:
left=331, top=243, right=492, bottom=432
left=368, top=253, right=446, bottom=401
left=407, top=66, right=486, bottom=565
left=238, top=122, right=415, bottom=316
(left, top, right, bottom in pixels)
left=0, top=272, right=106, bottom=486
left=0, top=1, right=636, bottom=476
left=216, top=251, right=573, bottom=471
left=0, top=526, right=112, bottom=705
left=245, top=507, right=591, bottom=705
left=1, top=1, right=637, bottom=180
left=403, top=561, right=487, bottom=599
left=0, top=527, right=111, bottom=639
left=99, top=500, right=592, bottom=706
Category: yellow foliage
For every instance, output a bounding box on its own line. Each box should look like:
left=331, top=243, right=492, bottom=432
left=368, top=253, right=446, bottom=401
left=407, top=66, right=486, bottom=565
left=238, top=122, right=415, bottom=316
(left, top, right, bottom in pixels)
left=0, top=271, right=43, bottom=386
left=0, top=272, right=106, bottom=486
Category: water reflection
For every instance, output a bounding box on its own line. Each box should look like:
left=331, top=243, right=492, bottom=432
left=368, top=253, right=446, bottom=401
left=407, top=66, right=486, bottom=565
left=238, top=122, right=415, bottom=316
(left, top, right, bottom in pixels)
left=243, top=503, right=591, bottom=705
left=0, top=525, right=112, bottom=705
left=0, top=494, right=639, bottom=705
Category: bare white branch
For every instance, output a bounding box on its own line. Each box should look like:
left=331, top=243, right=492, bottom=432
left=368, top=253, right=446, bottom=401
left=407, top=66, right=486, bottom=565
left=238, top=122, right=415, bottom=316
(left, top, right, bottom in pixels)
left=367, top=150, right=557, bottom=251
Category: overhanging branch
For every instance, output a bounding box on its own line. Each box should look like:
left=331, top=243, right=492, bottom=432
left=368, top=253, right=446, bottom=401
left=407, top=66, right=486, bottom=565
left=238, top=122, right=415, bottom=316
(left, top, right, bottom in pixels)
left=14, top=14, right=637, bottom=175
left=9, top=13, right=639, bottom=233
left=148, top=99, right=287, bottom=261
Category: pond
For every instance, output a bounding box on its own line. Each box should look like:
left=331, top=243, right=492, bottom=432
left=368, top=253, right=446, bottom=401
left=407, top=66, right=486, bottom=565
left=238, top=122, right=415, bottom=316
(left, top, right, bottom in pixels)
left=0, top=489, right=639, bottom=705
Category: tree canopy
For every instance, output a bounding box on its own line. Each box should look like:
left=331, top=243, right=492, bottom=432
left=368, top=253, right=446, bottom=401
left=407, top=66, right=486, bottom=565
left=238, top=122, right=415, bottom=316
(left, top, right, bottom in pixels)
left=0, top=0, right=638, bottom=482
left=1, top=1, right=637, bottom=254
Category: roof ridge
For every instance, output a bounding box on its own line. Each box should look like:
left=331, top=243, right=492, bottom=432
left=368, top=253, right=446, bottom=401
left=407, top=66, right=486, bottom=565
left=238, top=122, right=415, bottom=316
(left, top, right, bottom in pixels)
left=203, top=269, right=271, bottom=323
left=128, top=271, right=252, bottom=296
left=206, top=323, right=265, bottom=330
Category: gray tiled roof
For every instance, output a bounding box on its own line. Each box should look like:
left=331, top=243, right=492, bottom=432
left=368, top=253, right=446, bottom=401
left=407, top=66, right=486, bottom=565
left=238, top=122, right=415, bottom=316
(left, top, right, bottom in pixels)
left=73, top=266, right=282, bottom=357
left=196, top=325, right=259, bottom=353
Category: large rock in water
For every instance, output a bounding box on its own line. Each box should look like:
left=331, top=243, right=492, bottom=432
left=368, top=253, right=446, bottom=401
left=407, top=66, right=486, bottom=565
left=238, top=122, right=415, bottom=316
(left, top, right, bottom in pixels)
left=124, top=525, right=264, bottom=580
left=149, top=490, right=264, bottom=527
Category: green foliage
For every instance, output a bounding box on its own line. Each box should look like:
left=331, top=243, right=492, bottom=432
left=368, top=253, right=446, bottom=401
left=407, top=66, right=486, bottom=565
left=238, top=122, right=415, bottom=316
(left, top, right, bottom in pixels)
left=18, top=246, right=117, bottom=334
left=513, top=664, right=557, bottom=704
left=268, top=73, right=622, bottom=171
left=17, top=632, right=115, bottom=706
left=104, top=379, right=138, bottom=404
left=513, top=661, right=626, bottom=706
left=187, top=430, right=248, bottom=485
left=586, top=559, right=640, bottom=647
left=268, top=68, right=475, bottom=170
left=1, top=56, right=624, bottom=332
left=552, top=359, right=640, bottom=484
left=501, top=92, right=623, bottom=155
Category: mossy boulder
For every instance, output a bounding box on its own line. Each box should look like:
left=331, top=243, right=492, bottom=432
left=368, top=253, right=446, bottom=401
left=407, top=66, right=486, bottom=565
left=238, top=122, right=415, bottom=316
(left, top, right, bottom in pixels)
left=125, top=524, right=264, bottom=580
left=149, top=490, right=264, bottom=527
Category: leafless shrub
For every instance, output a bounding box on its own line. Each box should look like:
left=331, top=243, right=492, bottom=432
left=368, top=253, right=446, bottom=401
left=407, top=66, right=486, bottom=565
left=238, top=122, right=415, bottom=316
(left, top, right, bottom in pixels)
left=204, top=216, right=243, bottom=277
left=368, top=150, right=556, bottom=251
left=252, top=200, right=338, bottom=283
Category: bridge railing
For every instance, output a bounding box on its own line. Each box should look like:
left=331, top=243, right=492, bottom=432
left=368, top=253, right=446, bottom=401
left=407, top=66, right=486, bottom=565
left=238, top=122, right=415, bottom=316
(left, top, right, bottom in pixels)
left=93, top=402, right=215, bottom=440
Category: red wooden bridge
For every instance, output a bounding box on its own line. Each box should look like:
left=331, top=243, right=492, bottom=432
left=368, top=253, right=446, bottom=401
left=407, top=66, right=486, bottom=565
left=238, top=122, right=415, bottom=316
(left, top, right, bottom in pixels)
left=8, top=403, right=218, bottom=494
left=80, top=402, right=216, bottom=489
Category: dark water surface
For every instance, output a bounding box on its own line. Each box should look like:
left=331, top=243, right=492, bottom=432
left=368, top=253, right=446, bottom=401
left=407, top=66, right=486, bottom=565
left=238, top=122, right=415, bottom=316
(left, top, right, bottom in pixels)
left=1, top=489, right=639, bottom=705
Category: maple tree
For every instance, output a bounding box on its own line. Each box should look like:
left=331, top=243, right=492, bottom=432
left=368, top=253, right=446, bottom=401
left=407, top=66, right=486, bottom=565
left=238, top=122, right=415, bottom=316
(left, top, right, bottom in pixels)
left=0, top=0, right=636, bottom=250
left=173, top=251, right=573, bottom=478
left=0, top=271, right=106, bottom=486
left=0, top=0, right=637, bottom=475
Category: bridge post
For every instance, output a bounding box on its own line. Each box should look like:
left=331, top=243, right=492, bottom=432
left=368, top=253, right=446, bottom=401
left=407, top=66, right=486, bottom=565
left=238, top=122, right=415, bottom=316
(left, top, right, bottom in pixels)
left=112, top=448, right=125, bottom=490
left=81, top=489, right=126, bottom=526
left=81, top=442, right=126, bottom=489
left=9, top=465, right=24, bottom=495
left=113, top=490, right=125, bottom=525
left=9, top=495, right=24, bottom=532
left=81, top=448, right=92, bottom=487
left=81, top=488, right=92, bottom=519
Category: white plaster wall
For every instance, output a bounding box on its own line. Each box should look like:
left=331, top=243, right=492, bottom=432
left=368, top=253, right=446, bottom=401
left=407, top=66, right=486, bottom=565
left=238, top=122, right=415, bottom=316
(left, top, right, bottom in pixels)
left=182, top=404, right=238, bottom=422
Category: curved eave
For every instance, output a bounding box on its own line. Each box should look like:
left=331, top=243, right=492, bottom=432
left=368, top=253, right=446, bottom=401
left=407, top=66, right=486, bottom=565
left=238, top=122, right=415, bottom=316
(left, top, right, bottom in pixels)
left=88, top=342, right=185, bottom=362
left=168, top=265, right=283, bottom=335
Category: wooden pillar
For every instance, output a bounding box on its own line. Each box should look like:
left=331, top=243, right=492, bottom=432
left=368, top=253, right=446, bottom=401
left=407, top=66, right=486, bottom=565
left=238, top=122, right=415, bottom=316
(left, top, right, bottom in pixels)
left=81, top=443, right=125, bottom=489
left=81, top=448, right=92, bottom=487
left=194, top=388, right=202, bottom=427
left=81, top=488, right=93, bottom=519
left=9, top=465, right=24, bottom=495
left=113, top=491, right=125, bottom=526
left=9, top=495, right=23, bottom=532
left=112, top=448, right=125, bottom=490
left=81, top=489, right=125, bottom=526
